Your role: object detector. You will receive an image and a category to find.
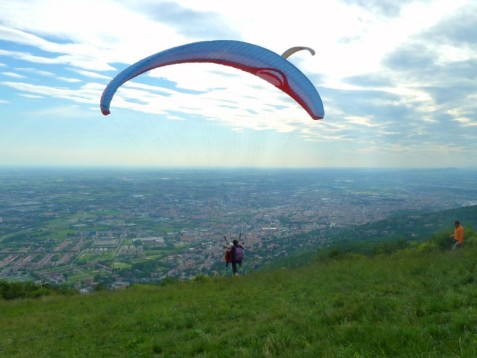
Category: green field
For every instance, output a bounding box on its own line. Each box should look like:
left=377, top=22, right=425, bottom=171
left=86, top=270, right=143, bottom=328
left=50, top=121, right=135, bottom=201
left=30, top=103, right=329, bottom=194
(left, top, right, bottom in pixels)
left=1, top=230, right=477, bottom=357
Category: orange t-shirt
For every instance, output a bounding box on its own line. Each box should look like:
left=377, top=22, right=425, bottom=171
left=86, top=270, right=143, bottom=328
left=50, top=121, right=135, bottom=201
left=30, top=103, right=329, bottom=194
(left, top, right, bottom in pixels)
left=454, top=225, right=464, bottom=244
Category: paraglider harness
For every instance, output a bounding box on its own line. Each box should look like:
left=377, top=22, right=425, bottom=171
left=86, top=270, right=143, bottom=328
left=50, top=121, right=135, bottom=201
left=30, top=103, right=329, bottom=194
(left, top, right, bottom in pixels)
left=223, top=236, right=233, bottom=265
left=223, top=234, right=244, bottom=268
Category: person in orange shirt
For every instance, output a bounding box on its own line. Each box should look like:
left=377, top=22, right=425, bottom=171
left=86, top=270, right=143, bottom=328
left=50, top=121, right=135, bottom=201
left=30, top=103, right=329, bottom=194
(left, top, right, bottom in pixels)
left=450, top=220, right=464, bottom=249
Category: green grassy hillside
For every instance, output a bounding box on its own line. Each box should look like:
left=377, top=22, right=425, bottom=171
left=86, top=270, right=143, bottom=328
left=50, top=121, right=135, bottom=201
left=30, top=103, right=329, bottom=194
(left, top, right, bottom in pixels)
left=2, top=230, right=477, bottom=357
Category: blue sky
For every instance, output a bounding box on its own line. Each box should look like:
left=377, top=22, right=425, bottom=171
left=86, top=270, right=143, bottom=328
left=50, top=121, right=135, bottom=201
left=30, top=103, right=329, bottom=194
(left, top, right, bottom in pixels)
left=0, top=0, right=476, bottom=168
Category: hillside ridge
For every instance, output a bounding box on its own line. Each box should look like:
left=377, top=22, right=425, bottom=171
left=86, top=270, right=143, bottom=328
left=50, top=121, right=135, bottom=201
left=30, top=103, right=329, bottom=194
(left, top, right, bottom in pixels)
left=1, top=206, right=477, bottom=356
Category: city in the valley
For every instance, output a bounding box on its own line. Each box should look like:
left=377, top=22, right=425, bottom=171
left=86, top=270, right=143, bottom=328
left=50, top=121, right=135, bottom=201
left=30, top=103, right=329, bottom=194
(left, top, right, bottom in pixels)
left=1, top=168, right=476, bottom=291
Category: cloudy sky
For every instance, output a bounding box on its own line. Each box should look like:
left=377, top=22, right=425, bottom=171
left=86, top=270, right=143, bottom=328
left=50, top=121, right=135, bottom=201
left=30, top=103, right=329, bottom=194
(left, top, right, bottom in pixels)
left=0, top=0, right=476, bottom=168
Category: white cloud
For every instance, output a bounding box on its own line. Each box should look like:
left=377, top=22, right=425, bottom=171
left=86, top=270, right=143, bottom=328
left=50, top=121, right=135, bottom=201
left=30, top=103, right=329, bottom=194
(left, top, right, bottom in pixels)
left=19, top=93, right=44, bottom=99
left=14, top=67, right=81, bottom=83
left=71, top=69, right=111, bottom=80
left=1, top=81, right=102, bottom=106
left=1, top=72, right=25, bottom=79
left=345, top=115, right=376, bottom=127
left=0, top=0, right=476, bottom=167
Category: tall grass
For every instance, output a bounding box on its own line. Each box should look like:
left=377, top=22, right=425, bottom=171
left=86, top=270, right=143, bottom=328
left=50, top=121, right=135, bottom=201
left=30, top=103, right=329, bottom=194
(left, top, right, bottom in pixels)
left=1, top=237, right=477, bottom=357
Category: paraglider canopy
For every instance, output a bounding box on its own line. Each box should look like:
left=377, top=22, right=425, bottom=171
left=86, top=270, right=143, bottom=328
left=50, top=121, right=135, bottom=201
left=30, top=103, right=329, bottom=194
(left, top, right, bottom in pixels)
left=100, top=40, right=324, bottom=120
left=281, top=46, right=316, bottom=59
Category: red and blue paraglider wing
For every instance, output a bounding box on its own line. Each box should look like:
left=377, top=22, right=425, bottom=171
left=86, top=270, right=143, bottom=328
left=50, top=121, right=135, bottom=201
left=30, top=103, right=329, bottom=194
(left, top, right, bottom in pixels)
left=100, top=40, right=324, bottom=120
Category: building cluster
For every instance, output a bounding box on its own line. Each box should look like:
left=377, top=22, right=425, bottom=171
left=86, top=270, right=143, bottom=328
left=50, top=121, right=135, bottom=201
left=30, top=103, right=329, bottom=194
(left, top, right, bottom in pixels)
left=1, top=169, right=473, bottom=291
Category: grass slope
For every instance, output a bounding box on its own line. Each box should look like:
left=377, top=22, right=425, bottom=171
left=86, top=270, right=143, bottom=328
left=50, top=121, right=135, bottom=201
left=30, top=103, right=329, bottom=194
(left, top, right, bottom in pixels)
left=2, top=237, right=477, bottom=357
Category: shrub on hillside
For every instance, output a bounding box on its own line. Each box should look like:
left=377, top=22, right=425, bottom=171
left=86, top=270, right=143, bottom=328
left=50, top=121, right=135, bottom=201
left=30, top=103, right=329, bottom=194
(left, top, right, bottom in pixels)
left=0, top=280, right=76, bottom=300
left=425, top=231, right=453, bottom=251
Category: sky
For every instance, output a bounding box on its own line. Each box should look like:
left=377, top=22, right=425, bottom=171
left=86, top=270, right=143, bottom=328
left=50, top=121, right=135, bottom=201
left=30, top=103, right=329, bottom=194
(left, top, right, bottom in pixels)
left=0, top=0, right=476, bottom=169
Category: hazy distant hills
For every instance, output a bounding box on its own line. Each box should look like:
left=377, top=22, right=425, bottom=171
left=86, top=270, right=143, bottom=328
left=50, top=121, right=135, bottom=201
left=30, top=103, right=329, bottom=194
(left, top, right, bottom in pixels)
left=257, top=204, right=477, bottom=271
left=332, top=204, right=477, bottom=244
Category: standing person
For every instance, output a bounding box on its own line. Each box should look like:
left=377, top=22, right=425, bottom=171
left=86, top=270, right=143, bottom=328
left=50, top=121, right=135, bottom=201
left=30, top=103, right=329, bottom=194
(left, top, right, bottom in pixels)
left=231, top=234, right=245, bottom=275
left=450, top=220, right=464, bottom=250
